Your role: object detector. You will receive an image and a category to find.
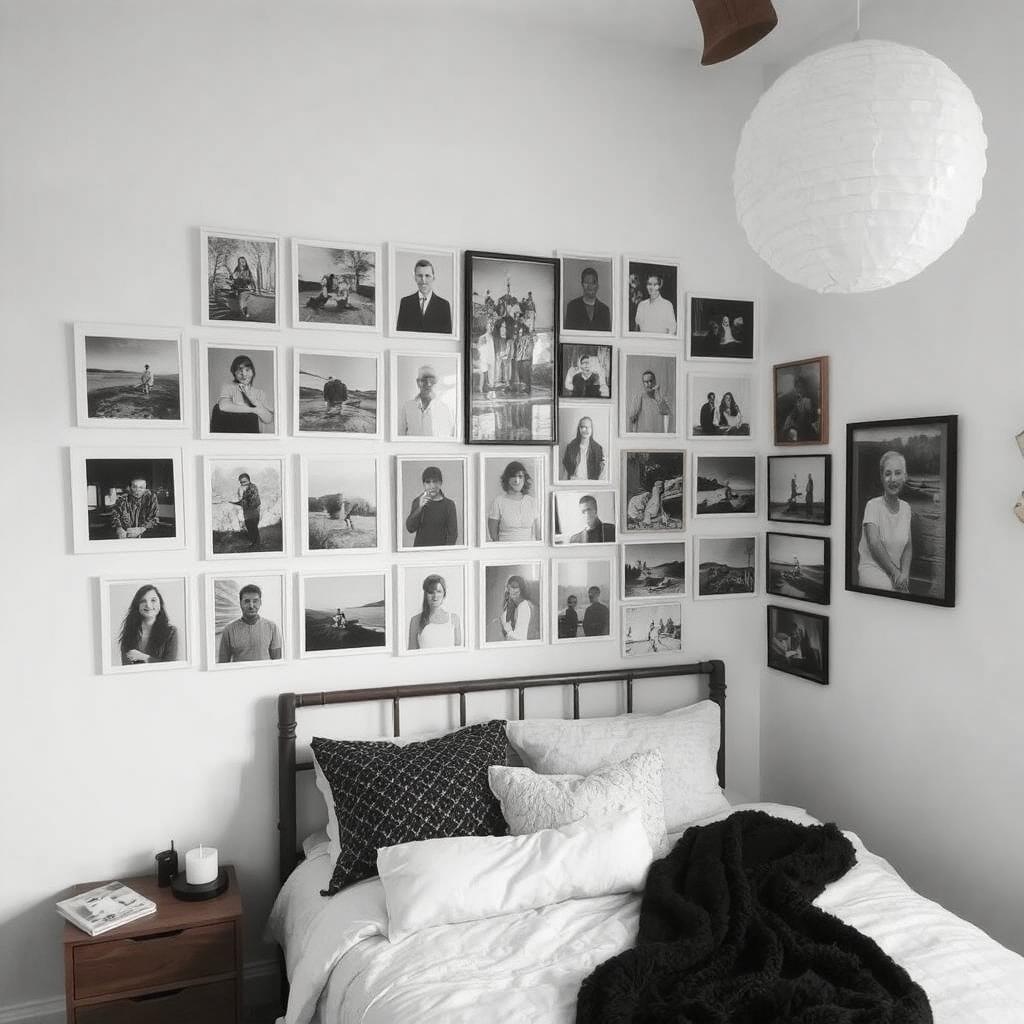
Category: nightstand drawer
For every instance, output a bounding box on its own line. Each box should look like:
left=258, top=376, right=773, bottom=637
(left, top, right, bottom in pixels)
left=74, top=978, right=235, bottom=1024
left=73, top=921, right=235, bottom=1000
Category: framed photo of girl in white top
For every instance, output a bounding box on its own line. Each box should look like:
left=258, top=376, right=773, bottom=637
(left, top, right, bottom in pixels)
left=479, top=559, right=546, bottom=649
left=198, top=340, right=280, bottom=440
left=478, top=452, right=547, bottom=547
left=397, top=562, right=470, bottom=656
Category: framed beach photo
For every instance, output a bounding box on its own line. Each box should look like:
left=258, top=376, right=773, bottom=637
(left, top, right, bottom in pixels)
left=389, top=243, right=458, bottom=340
left=621, top=449, right=686, bottom=537
left=203, top=456, right=286, bottom=559
left=688, top=372, right=753, bottom=439
left=621, top=541, right=686, bottom=601
left=479, top=559, right=546, bottom=648
left=478, top=452, right=547, bottom=547
left=299, top=570, right=390, bottom=658
left=619, top=352, right=679, bottom=438
left=767, top=454, right=831, bottom=526
left=71, top=447, right=185, bottom=554
left=773, top=356, right=829, bottom=445
left=766, top=532, right=831, bottom=605
left=551, top=557, right=614, bottom=644
left=686, top=295, right=757, bottom=361
left=552, top=488, right=617, bottom=546
left=623, top=255, right=681, bottom=340
left=201, top=228, right=280, bottom=328
left=622, top=602, right=682, bottom=658
left=301, top=454, right=381, bottom=555
left=198, top=340, right=280, bottom=439
left=397, top=562, right=469, bottom=656
left=206, top=572, right=287, bottom=670
left=693, top=454, right=757, bottom=519
left=767, top=605, right=829, bottom=685
left=294, top=349, right=381, bottom=438
left=389, top=351, right=461, bottom=442
left=845, top=415, right=958, bottom=606
left=395, top=455, right=469, bottom=552
left=556, top=404, right=611, bottom=484
left=99, top=575, right=191, bottom=675
left=464, top=251, right=558, bottom=445
left=558, top=342, right=613, bottom=400
left=292, top=238, right=381, bottom=331
left=695, top=535, right=758, bottom=600
left=74, top=323, right=186, bottom=428
left=559, top=253, right=616, bottom=337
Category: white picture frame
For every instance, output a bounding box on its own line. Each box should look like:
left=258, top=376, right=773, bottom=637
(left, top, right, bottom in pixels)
left=293, top=348, right=382, bottom=439
left=395, top=454, right=470, bottom=552
left=622, top=254, right=682, bottom=340
left=298, top=570, right=391, bottom=659
left=203, top=455, right=288, bottom=560
left=619, top=351, right=681, bottom=438
left=396, top=562, right=471, bottom=656
left=694, top=534, right=760, bottom=600
left=388, top=242, right=459, bottom=341
left=620, top=541, right=687, bottom=601
left=201, top=227, right=281, bottom=329
left=558, top=251, right=617, bottom=338
left=291, top=237, right=382, bottom=332
left=692, top=453, right=759, bottom=520
left=478, top=559, right=547, bottom=649
left=300, top=453, right=382, bottom=556
left=552, top=487, right=617, bottom=546
left=551, top=557, right=615, bottom=645
left=621, top=601, right=683, bottom=657
left=620, top=448, right=687, bottom=538
left=206, top=571, right=289, bottom=670
left=389, top=350, right=462, bottom=443
left=687, top=371, right=755, bottom=441
left=478, top=451, right=547, bottom=547
left=197, top=338, right=281, bottom=440
left=555, top=404, right=613, bottom=485
left=99, top=575, right=192, bottom=675
left=685, top=293, right=758, bottom=362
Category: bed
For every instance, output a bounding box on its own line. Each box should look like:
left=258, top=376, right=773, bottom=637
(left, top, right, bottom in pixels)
left=269, top=661, right=1024, bottom=1023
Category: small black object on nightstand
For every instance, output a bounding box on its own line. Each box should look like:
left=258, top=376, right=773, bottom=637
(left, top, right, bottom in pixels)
left=171, top=866, right=230, bottom=901
left=155, top=840, right=178, bottom=886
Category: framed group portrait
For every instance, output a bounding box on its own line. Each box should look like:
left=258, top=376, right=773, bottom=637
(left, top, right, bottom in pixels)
left=479, top=560, right=546, bottom=648
left=773, top=356, right=829, bottom=445
left=619, top=352, right=679, bottom=438
left=99, top=575, right=192, bottom=675
left=293, top=349, right=381, bottom=439
left=766, top=532, right=831, bottom=606
left=206, top=571, right=287, bottom=670
left=695, top=535, right=759, bottom=600
left=558, top=342, right=612, bottom=400
left=621, top=541, right=686, bottom=601
left=693, top=454, right=757, bottom=519
left=397, top=562, right=470, bottom=656
left=298, top=570, right=390, bottom=659
left=292, top=238, right=381, bottom=332
left=767, top=454, right=831, bottom=526
left=558, top=252, right=616, bottom=336
left=767, top=605, right=829, bottom=685
left=556, top=405, right=611, bottom=484
left=687, top=372, right=753, bottom=439
left=620, top=449, right=686, bottom=537
left=389, top=243, right=458, bottom=340
left=552, top=488, right=617, bottom=546
left=551, top=557, right=614, bottom=644
left=623, top=255, right=681, bottom=339
left=201, top=228, right=280, bottom=329
left=203, top=455, right=286, bottom=559
left=478, top=452, right=547, bottom=547
left=686, top=294, right=757, bottom=361
left=622, top=602, right=683, bottom=658
left=301, top=454, right=381, bottom=555
left=394, top=455, right=469, bottom=552
left=198, top=340, right=280, bottom=439
left=389, top=351, right=461, bottom=443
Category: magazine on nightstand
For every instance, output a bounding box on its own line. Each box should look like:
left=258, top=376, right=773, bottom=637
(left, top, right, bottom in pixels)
left=56, top=880, right=157, bottom=936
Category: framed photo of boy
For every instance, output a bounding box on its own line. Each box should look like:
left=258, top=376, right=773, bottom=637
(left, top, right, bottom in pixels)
left=551, top=558, right=614, bottom=644
left=479, top=560, right=546, bottom=648
left=686, top=295, right=756, bottom=361
left=556, top=405, right=611, bottom=484
left=693, top=454, right=757, bottom=519
left=203, top=456, right=286, bottom=559
left=766, top=532, right=831, bottom=605
left=622, top=602, right=682, bottom=658
left=199, top=340, right=280, bottom=439
left=478, top=452, right=547, bottom=547
left=395, top=455, right=469, bottom=552
left=74, top=323, right=186, bottom=428
left=773, top=356, right=829, bottom=445
left=301, top=454, right=381, bottom=555
left=767, top=454, right=831, bottom=526
left=464, top=251, right=558, bottom=445
left=695, top=535, right=758, bottom=600
left=687, top=372, right=753, bottom=439
left=201, top=228, right=280, bottom=328
left=845, top=415, right=958, bottom=606
left=292, top=238, right=381, bottom=332
left=558, top=342, right=613, bottom=400
left=99, top=576, right=192, bottom=675
left=390, top=351, right=461, bottom=442
left=397, top=562, right=470, bottom=656
left=767, top=605, right=829, bottom=685
left=299, top=570, right=390, bottom=658
left=552, top=488, right=617, bottom=546
left=621, top=541, right=686, bottom=600
left=623, top=256, right=681, bottom=339
left=389, top=243, right=458, bottom=340
left=293, top=349, right=381, bottom=439
left=558, top=253, right=616, bottom=336
left=206, top=572, right=287, bottom=670
left=621, top=449, right=686, bottom=537
left=620, top=352, right=679, bottom=438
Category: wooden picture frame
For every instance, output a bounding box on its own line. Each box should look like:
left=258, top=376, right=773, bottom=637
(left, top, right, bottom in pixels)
left=773, top=355, right=829, bottom=445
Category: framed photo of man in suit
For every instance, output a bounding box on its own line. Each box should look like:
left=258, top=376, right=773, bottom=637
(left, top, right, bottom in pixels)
left=389, top=243, right=458, bottom=340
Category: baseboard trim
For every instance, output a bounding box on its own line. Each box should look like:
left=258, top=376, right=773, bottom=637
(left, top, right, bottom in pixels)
left=0, top=997, right=63, bottom=1024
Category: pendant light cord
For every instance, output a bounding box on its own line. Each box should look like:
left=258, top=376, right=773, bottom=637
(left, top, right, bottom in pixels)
left=854, top=0, right=861, bottom=40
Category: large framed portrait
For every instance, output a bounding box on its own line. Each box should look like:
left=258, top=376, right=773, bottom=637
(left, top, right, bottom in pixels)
left=623, top=255, right=681, bottom=340
left=558, top=253, right=616, bottom=336
left=767, top=454, right=831, bottom=526
left=845, top=415, right=958, bottom=606
left=686, top=295, right=757, bottom=361
left=552, top=557, right=614, bottom=644
left=552, top=488, right=617, bottom=546
left=621, top=449, right=686, bottom=537
left=99, top=575, right=192, bottom=675
left=619, top=352, right=679, bottom=438
left=301, top=454, right=381, bottom=555
left=389, top=351, right=461, bottom=442
left=773, top=356, right=829, bottom=445
left=687, top=372, right=753, bottom=439
left=397, top=562, right=469, bottom=656
left=621, top=541, right=686, bottom=600
left=203, top=456, right=285, bottom=559
left=693, top=454, right=757, bottom=519
left=479, top=560, right=546, bottom=648
left=556, top=405, right=611, bottom=484
left=464, top=251, right=558, bottom=445
left=206, top=572, right=287, bottom=670
left=198, top=340, right=280, bottom=439
left=558, top=342, right=613, bottom=400
left=395, top=455, right=469, bottom=552
left=622, top=602, right=682, bottom=658
left=766, top=532, right=831, bottom=605
left=70, top=447, right=185, bottom=553
left=201, top=228, right=280, bottom=328
left=478, top=452, right=547, bottom=547
left=767, top=605, right=829, bottom=685
left=695, top=535, right=758, bottom=600
left=292, top=238, right=381, bottom=332
left=299, top=570, right=390, bottom=658
left=388, top=243, right=458, bottom=340
left=74, top=323, right=186, bottom=428
left=293, top=349, right=381, bottom=438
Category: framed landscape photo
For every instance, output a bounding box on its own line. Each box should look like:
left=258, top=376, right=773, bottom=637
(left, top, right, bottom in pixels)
left=388, top=243, right=458, bottom=340
left=293, top=349, right=381, bottom=439
left=479, top=559, right=546, bottom=648
left=623, top=255, right=681, bottom=339
left=845, top=415, right=958, bottom=606
left=620, top=449, right=686, bottom=537
left=558, top=342, right=612, bottom=400
left=551, top=557, right=614, bottom=644
left=622, top=602, right=682, bottom=658
left=199, top=340, right=280, bottom=439
left=693, top=454, right=757, bottom=519
left=695, top=535, right=758, bottom=600
left=686, top=294, right=757, bottom=361
left=766, top=532, right=831, bottom=605
left=201, top=228, right=280, bottom=328
left=99, top=575, right=191, bottom=675
left=395, top=455, right=469, bottom=552
left=203, top=455, right=286, bottom=559
left=206, top=572, right=287, bottom=670
left=464, top=250, right=558, bottom=445
left=74, top=323, right=186, bottom=428
left=479, top=451, right=547, bottom=547
left=552, top=488, right=617, bottom=546
left=292, top=238, right=381, bottom=332
left=621, top=541, right=686, bottom=600
left=620, top=352, right=679, bottom=437
left=773, top=356, right=829, bottom=445
left=559, top=252, right=616, bottom=337
left=767, top=605, right=829, bottom=685
left=767, top=454, right=831, bottom=525
left=687, top=372, right=753, bottom=439
left=397, top=562, right=469, bottom=656
left=390, top=351, right=461, bottom=442
left=301, top=454, right=381, bottom=555
left=556, top=404, right=611, bottom=484
left=299, top=570, right=390, bottom=658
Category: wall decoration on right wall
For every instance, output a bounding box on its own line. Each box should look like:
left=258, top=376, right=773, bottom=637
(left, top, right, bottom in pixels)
left=767, top=454, right=831, bottom=526
left=772, top=355, right=828, bottom=445
left=767, top=605, right=829, bottom=685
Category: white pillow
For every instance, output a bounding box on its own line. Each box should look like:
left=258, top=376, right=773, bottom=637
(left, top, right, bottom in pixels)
left=488, top=751, right=667, bottom=855
left=505, top=700, right=729, bottom=831
left=377, top=808, right=652, bottom=942
left=301, top=830, right=331, bottom=860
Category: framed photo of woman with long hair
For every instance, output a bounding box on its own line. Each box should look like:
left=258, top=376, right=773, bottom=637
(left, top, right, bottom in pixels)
left=397, top=563, right=470, bottom=656
left=478, top=452, right=547, bottom=547
left=479, top=560, right=546, bottom=648
left=100, top=576, right=191, bottom=674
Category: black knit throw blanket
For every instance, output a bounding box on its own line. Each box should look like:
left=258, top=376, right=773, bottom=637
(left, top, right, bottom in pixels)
left=577, top=810, right=932, bottom=1024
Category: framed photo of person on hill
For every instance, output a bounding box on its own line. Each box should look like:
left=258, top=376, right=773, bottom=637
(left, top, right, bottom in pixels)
left=300, top=454, right=381, bottom=555
left=766, top=532, right=831, bottom=605
left=293, top=349, right=381, bottom=439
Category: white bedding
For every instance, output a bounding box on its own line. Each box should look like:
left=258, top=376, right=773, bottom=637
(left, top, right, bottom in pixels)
left=267, top=803, right=1024, bottom=1024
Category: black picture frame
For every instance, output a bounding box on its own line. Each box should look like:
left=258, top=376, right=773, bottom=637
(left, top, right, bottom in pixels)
left=767, top=605, right=829, bottom=685
left=765, top=532, right=831, bottom=605
left=558, top=342, right=613, bottom=400
left=845, top=415, right=957, bottom=607
left=767, top=454, right=831, bottom=526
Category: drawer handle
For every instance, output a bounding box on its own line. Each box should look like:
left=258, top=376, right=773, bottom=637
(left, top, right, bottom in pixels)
left=128, top=929, right=184, bottom=942
left=130, top=989, right=183, bottom=1002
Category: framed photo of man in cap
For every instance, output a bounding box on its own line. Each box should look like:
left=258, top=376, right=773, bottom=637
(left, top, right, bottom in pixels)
left=389, top=351, right=462, bottom=443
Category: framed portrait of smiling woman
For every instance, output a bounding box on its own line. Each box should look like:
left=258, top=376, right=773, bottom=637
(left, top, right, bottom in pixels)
left=845, top=415, right=958, bottom=607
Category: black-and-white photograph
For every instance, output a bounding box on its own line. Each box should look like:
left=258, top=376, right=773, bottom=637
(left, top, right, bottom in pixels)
left=74, top=323, right=185, bottom=428
left=479, top=453, right=546, bottom=546
left=620, top=352, right=679, bottom=437
left=99, top=576, right=191, bottom=674
left=556, top=405, right=611, bottom=483
left=695, top=535, right=758, bottom=599
left=846, top=415, right=958, bottom=606
left=395, top=455, right=469, bottom=551
left=552, top=488, right=617, bottom=545
left=773, top=356, right=829, bottom=445
left=204, top=456, right=285, bottom=558
left=558, top=343, right=612, bottom=400
left=552, top=558, right=613, bottom=643
left=301, top=455, right=380, bottom=554
left=624, top=256, right=680, bottom=339
left=292, top=239, right=380, bottom=331
left=768, top=454, right=831, bottom=526
left=202, top=228, right=279, bottom=328
left=294, top=350, right=380, bottom=438
left=766, top=532, right=831, bottom=605
left=200, top=341, right=279, bottom=438
left=687, top=295, right=756, bottom=360
left=300, top=571, right=390, bottom=658
left=621, top=449, right=686, bottom=536
left=480, top=560, right=545, bottom=648
left=767, top=605, right=829, bottom=685
left=622, top=541, right=686, bottom=600
left=693, top=454, right=757, bottom=519
left=389, top=243, right=457, bottom=339
left=390, top=351, right=460, bottom=442
left=688, top=372, right=753, bottom=439
left=398, top=563, right=468, bottom=656
left=622, top=602, right=682, bottom=657
left=559, top=253, right=615, bottom=336
left=207, top=572, right=287, bottom=669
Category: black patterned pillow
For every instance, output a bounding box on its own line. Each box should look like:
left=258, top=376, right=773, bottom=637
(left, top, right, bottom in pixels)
left=312, top=720, right=509, bottom=895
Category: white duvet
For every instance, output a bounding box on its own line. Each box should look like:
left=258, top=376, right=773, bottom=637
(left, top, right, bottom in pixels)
left=267, top=803, right=1024, bottom=1024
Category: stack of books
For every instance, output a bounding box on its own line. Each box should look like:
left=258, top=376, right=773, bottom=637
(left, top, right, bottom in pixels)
left=56, top=881, right=156, bottom=937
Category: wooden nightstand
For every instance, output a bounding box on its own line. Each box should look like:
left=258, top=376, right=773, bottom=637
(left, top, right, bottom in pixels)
left=62, top=865, right=243, bottom=1023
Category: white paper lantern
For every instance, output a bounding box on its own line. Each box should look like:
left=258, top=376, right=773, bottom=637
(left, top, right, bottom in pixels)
left=734, top=40, right=987, bottom=293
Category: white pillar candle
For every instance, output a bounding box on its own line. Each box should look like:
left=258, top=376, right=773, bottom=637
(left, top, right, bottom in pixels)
left=184, top=845, right=218, bottom=885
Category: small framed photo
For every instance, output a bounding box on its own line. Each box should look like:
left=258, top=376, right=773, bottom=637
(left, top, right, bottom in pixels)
left=99, top=576, right=191, bottom=674
left=556, top=404, right=611, bottom=484
left=203, top=456, right=286, bottom=559
left=622, top=602, right=682, bottom=657
left=695, top=535, right=758, bottom=599
left=766, top=532, right=830, bottom=605
left=552, top=557, right=614, bottom=643
left=693, top=454, right=757, bottom=519
left=553, top=488, right=617, bottom=546
left=621, top=541, right=686, bottom=600
left=71, top=447, right=185, bottom=553
left=390, top=351, right=461, bottom=442
left=620, top=352, right=679, bottom=437
left=558, top=342, right=613, bottom=400
left=767, top=605, right=829, bottom=685
left=686, top=295, right=757, bottom=361
left=292, top=238, right=381, bottom=331
left=201, top=228, right=280, bottom=328
left=767, top=454, right=831, bottom=525
left=464, top=250, right=558, bottom=445
left=74, top=323, right=186, bottom=428
left=773, top=356, right=829, bottom=445
left=479, top=559, right=546, bottom=648
left=846, top=415, right=958, bottom=606
left=389, top=243, right=458, bottom=339
left=301, top=454, right=381, bottom=555
left=199, top=340, right=280, bottom=439
left=293, top=349, right=381, bottom=438
left=395, top=455, right=469, bottom=551
left=621, top=449, right=686, bottom=536
left=688, top=372, right=753, bottom=439
left=207, top=572, right=287, bottom=669
left=299, top=570, right=390, bottom=658
left=397, top=562, right=470, bottom=655
left=623, top=256, right=681, bottom=339
left=479, top=452, right=547, bottom=546
left=559, top=253, right=616, bottom=336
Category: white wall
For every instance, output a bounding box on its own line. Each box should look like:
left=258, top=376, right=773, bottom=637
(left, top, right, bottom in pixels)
left=759, top=0, right=1024, bottom=955
left=0, top=1, right=768, bottom=1011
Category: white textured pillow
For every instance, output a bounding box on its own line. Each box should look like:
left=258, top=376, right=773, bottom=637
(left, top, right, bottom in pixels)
left=505, top=700, right=729, bottom=831
left=377, top=808, right=652, bottom=942
left=488, top=751, right=667, bottom=855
